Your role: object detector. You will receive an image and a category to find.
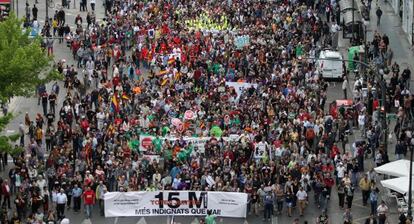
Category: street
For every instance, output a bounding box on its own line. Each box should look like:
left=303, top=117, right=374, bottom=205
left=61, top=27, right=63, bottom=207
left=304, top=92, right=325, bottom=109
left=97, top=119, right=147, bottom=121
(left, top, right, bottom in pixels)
left=3, top=0, right=414, bottom=223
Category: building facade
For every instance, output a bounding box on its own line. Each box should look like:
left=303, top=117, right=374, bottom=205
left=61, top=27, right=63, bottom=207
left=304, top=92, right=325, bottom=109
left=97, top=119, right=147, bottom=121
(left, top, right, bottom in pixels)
left=391, top=0, right=413, bottom=44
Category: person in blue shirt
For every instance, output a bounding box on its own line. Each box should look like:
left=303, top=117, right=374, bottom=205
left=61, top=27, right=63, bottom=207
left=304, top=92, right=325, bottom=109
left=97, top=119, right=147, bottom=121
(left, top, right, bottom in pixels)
left=369, top=188, right=379, bottom=216
left=72, top=184, right=83, bottom=212
left=170, top=163, right=181, bottom=179
left=263, top=192, right=274, bottom=221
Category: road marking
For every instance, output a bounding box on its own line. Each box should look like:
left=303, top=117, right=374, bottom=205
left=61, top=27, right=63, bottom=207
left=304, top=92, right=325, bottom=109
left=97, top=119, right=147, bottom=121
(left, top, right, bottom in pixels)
left=352, top=196, right=363, bottom=201
left=136, top=217, right=147, bottom=224
left=352, top=215, right=372, bottom=224
left=271, top=215, right=278, bottom=224
left=81, top=219, right=92, bottom=224
left=352, top=202, right=370, bottom=209
left=190, top=218, right=199, bottom=224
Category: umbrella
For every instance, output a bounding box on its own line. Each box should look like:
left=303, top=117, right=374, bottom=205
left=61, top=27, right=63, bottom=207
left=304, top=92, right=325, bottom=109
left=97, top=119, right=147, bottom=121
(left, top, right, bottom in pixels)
left=210, top=126, right=223, bottom=137
left=374, top=159, right=413, bottom=177
left=381, top=176, right=412, bottom=195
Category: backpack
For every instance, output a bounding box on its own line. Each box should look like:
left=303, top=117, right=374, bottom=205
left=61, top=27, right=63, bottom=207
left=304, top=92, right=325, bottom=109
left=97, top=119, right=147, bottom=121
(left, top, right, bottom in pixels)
left=36, top=128, right=42, bottom=140
left=306, top=128, right=315, bottom=140
left=265, top=195, right=273, bottom=205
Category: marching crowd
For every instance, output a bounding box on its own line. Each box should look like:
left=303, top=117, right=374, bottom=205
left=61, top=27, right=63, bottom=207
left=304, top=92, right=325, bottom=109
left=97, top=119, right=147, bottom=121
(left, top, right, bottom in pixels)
left=2, top=0, right=414, bottom=223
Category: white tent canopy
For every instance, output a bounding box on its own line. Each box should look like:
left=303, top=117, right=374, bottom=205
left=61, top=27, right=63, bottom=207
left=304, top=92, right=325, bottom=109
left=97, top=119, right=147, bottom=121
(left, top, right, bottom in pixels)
left=374, top=159, right=414, bottom=177
left=381, top=177, right=412, bottom=194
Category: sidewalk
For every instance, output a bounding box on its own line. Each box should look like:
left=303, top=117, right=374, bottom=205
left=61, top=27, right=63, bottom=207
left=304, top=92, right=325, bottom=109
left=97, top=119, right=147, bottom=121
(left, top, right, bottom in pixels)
left=2, top=0, right=107, bottom=134
left=338, top=0, right=414, bottom=73
left=362, top=0, right=414, bottom=75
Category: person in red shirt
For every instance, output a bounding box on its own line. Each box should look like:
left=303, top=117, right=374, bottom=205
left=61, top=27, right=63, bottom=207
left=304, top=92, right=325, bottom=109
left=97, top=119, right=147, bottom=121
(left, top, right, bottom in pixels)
left=83, top=186, right=95, bottom=218
left=330, top=145, right=340, bottom=159
left=2, top=179, right=11, bottom=209
left=223, top=149, right=234, bottom=161
left=323, top=173, right=335, bottom=199
left=322, top=162, right=334, bottom=173
left=80, top=117, right=89, bottom=135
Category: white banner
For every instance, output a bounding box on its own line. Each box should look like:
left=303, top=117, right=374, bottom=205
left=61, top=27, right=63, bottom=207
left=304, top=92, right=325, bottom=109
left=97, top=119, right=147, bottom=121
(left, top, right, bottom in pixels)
left=234, top=35, right=250, bottom=49
left=254, top=141, right=268, bottom=159
left=225, top=82, right=258, bottom=100
left=104, top=191, right=248, bottom=218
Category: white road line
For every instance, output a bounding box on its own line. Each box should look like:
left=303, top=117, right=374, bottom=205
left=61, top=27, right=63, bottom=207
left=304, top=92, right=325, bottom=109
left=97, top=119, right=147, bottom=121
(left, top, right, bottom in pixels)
left=271, top=215, right=278, bottom=224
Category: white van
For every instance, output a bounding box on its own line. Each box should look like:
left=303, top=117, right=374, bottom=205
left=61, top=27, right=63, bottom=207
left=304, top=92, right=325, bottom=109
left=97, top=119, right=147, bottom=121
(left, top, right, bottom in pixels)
left=317, top=50, right=344, bottom=80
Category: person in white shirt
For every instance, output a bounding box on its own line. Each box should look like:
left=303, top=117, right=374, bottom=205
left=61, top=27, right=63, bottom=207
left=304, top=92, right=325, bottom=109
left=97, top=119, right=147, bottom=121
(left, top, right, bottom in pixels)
left=36, top=175, right=47, bottom=196
left=152, top=170, right=162, bottom=185
left=96, top=109, right=105, bottom=130
left=61, top=218, right=70, bottom=224
left=296, top=187, right=308, bottom=216
left=358, top=112, right=366, bottom=137
left=342, top=77, right=348, bottom=99
left=336, top=162, right=346, bottom=183
left=331, top=22, right=341, bottom=33
left=56, top=188, right=68, bottom=219
left=51, top=188, right=58, bottom=210
left=377, top=201, right=388, bottom=224
left=90, top=0, right=96, bottom=11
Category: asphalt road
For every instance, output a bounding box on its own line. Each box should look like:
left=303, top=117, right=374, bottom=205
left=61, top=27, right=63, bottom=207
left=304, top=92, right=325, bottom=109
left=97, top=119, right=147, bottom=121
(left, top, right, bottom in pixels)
left=4, top=0, right=412, bottom=223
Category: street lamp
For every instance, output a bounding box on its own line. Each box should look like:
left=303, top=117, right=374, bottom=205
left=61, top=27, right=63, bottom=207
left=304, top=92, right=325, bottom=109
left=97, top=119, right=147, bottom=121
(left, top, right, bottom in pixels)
left=407, top=130, right=414, bottom=217
left=45, top=0, right=49, bottom=21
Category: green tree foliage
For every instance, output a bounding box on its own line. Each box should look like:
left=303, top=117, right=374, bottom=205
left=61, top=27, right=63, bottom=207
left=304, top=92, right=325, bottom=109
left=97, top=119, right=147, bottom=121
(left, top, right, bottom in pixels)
left=0, top=13, right=62, bottom=154
left=0, top=114, right=24, bottom=156
left=0, top=13, right=62, bottom=101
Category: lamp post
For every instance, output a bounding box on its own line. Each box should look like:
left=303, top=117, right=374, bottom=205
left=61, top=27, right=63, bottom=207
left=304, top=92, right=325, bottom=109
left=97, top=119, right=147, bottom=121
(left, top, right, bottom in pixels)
left=409, top=145, right=413, bottom=217
left=408, top=134, right=414, bottom=217
left=351, top=0, right=355, bottom=43
left=45, top=0, right=48, bottom=21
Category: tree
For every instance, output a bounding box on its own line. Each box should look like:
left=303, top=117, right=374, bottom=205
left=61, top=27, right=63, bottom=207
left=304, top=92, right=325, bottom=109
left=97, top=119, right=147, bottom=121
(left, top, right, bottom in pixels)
left=0, top=114, right=22, bottom=156
left=0, top=13, right=62, bottom=155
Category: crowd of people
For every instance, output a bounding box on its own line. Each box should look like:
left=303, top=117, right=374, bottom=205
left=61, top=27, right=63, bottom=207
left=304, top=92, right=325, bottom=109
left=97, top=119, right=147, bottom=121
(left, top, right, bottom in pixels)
left=2, top=0, right=414, bottom=223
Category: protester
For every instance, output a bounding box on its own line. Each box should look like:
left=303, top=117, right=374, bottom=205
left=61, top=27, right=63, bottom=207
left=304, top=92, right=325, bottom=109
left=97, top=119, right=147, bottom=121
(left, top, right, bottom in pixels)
left=377, top=201, right=389, bottom=224
left=316, top=210, right=329, bottom=224
left=205, top=210, right=216, bottom=224
left=56, top=188, right=67, bottom=220
left=365, top=214, right=378, bottom=224
left=6, top=0, right=412, bottom=222
left=376, top=7, right=383, bottom=26
left=369, top=188, right=379, bottom=216
left=359, top=174, right=371, bottom=206
left=83, top=186, right=95, bottom=219
left=296, top=187, right=308, bottom=216
left=343, top=208, right=353, bottom=224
